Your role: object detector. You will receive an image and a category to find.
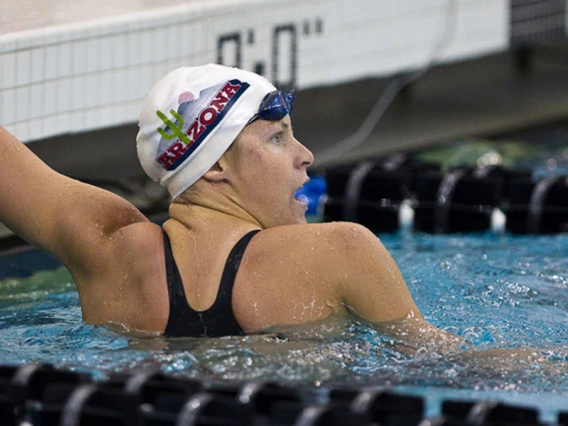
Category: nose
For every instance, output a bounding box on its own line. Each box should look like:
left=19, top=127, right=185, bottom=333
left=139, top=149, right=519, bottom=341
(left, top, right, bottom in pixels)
left=294, top=138, right=314, bottom=169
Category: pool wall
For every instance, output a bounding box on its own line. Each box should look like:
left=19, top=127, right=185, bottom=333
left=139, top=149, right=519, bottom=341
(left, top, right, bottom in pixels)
left=1, top=0, right=513, bottom=143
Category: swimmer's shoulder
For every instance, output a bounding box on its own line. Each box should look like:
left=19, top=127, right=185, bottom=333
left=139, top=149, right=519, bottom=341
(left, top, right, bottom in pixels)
left=252, top=221, right=379, bottom=249
left=76, top=220, right=165, bottom=286
left=76, top=220, right=169, bottom=330
left=245, top=221, right=381, bottom=267
left=233, top=222, right=385, bottom=330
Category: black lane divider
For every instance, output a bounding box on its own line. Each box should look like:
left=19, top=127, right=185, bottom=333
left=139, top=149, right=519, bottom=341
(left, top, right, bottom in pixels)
left=0, top=363, right=559, bottom=425
left=433, top=169, right=467, bottom=234
left=325, top=156, right=439, bottom=233
left=323, top=156, right=568, bottom=234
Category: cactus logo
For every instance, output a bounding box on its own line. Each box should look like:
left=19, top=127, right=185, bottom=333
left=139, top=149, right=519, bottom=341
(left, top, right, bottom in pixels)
left=155, top=79, right=250, bottom=170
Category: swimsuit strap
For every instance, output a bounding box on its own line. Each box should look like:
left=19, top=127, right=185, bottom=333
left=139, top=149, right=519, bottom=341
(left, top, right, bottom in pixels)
left=163, top=230, right=260, bottom=337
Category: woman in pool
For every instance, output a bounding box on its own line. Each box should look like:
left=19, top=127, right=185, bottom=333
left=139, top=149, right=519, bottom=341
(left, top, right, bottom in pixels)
left=0, top=64, right=460, bottom=350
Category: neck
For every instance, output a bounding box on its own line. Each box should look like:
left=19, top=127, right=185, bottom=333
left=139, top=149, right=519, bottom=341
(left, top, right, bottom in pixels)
left=167, top=188, right=263, bottom=232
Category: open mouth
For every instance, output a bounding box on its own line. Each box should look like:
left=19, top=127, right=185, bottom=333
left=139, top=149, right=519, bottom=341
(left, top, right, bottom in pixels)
left=293, top=180, right=310, bottom=208
left=293, top=179, right=310, bottom=201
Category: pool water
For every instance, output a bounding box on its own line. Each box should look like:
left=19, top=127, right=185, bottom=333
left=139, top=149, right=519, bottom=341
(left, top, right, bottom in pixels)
left=0, top=231, right=567, bottom=421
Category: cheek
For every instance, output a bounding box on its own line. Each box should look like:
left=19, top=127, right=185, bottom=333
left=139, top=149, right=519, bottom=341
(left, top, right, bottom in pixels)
left=245, top=146, right=263, bottom=160
left=235, top=149, right=262, bottom=181
left=243, top=148, right=283, bottom=179
left=237, top=146, right=291, bottom=198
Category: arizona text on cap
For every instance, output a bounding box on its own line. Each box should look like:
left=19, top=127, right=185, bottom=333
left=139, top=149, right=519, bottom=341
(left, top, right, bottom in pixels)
left=136, top=64, right=276, bottom=199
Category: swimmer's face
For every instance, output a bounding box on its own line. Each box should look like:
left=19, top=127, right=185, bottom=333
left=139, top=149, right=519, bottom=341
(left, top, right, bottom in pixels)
left=225, top=115, right=314, bottom=228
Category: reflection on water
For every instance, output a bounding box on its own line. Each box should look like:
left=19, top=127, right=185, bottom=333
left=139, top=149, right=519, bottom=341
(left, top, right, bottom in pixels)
left=0, top=232, right=567, bottom=419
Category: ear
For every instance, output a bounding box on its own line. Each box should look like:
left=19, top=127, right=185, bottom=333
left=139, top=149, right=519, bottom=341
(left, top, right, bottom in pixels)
left=202, top=159, right=229, bottom=183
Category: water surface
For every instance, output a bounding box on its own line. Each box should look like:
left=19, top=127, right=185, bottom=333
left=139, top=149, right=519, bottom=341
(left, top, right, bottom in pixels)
left=1, top=231, right=567, bottom=420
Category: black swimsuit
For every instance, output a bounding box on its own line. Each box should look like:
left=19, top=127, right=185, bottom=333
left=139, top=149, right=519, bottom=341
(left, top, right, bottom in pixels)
left=162, top=230, right=260, bottom=337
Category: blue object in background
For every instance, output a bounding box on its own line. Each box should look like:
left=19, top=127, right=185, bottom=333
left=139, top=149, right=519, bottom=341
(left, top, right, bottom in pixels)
left=294, top=175, right=327, bottom=217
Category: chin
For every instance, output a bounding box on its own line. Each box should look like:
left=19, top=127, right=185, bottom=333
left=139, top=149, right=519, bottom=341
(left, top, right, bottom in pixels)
left=290, top=215, right=308, bottom=225
left=271, top=203, right=308, bottom=226
left=272, top=215, right=306, bottom=227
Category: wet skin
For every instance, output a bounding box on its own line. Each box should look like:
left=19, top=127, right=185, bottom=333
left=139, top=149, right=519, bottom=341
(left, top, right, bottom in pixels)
left=0, top=123, right=463, bottom=354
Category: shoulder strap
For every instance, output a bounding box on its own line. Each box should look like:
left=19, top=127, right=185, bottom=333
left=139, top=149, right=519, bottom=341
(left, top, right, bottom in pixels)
left=163, top=230, right=260, bottom=338
left=162, top=231, right=187, bottom=331
left=211, top=229, right=261, bottom=311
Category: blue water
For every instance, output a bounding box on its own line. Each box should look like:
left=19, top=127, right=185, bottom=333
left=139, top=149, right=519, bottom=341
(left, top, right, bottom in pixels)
left=0, top=231, right=567, bottom=421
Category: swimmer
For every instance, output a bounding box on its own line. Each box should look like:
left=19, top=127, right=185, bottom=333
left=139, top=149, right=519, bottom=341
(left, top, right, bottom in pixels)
left=0, top=64, right=461, bottom=351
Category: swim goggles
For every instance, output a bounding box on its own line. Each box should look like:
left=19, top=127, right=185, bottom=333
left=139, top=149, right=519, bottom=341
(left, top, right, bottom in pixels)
left=247, top=90, right=294, bottom=125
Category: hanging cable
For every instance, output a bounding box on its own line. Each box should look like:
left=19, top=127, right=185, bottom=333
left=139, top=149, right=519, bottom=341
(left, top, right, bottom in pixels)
left=313, top=0, right=459, bottom=166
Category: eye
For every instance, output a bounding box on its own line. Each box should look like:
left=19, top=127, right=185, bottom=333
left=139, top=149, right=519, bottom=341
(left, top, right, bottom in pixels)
left=270, top=132, right=283, bottom=144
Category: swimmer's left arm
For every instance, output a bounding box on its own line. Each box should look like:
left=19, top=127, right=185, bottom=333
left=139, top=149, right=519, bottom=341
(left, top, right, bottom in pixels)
left=0, top=127, right=148, bottom=271
left=329, top=223, right=421, bottom=322
left=327, top=222, right=466, bottom=354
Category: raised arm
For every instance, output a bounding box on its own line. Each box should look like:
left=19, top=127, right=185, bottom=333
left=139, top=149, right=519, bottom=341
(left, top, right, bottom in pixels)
left=0, top=127, right=148, bottom=275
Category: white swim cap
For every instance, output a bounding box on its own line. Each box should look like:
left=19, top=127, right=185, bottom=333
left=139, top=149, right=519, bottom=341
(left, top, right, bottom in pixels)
left=136, top=64, right=276, bottom=199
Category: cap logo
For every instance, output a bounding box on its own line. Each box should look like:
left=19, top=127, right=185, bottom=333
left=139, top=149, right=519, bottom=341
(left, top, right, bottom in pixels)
left=155, top=79, right=250, bottom=171
left=156, top=109, right=191, bottom=145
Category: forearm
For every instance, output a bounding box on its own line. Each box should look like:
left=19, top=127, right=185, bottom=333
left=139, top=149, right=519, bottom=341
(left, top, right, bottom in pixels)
left=373, top=316, right=470, bottom=356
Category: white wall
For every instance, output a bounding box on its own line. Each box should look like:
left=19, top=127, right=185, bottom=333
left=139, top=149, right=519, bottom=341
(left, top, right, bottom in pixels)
left=0, top=0, right=510, bottom=143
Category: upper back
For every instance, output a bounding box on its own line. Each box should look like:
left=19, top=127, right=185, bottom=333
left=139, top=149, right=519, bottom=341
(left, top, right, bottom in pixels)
left=78, top=220, right=347, bottom=334
left=74, top=219, right=417, bottom=335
